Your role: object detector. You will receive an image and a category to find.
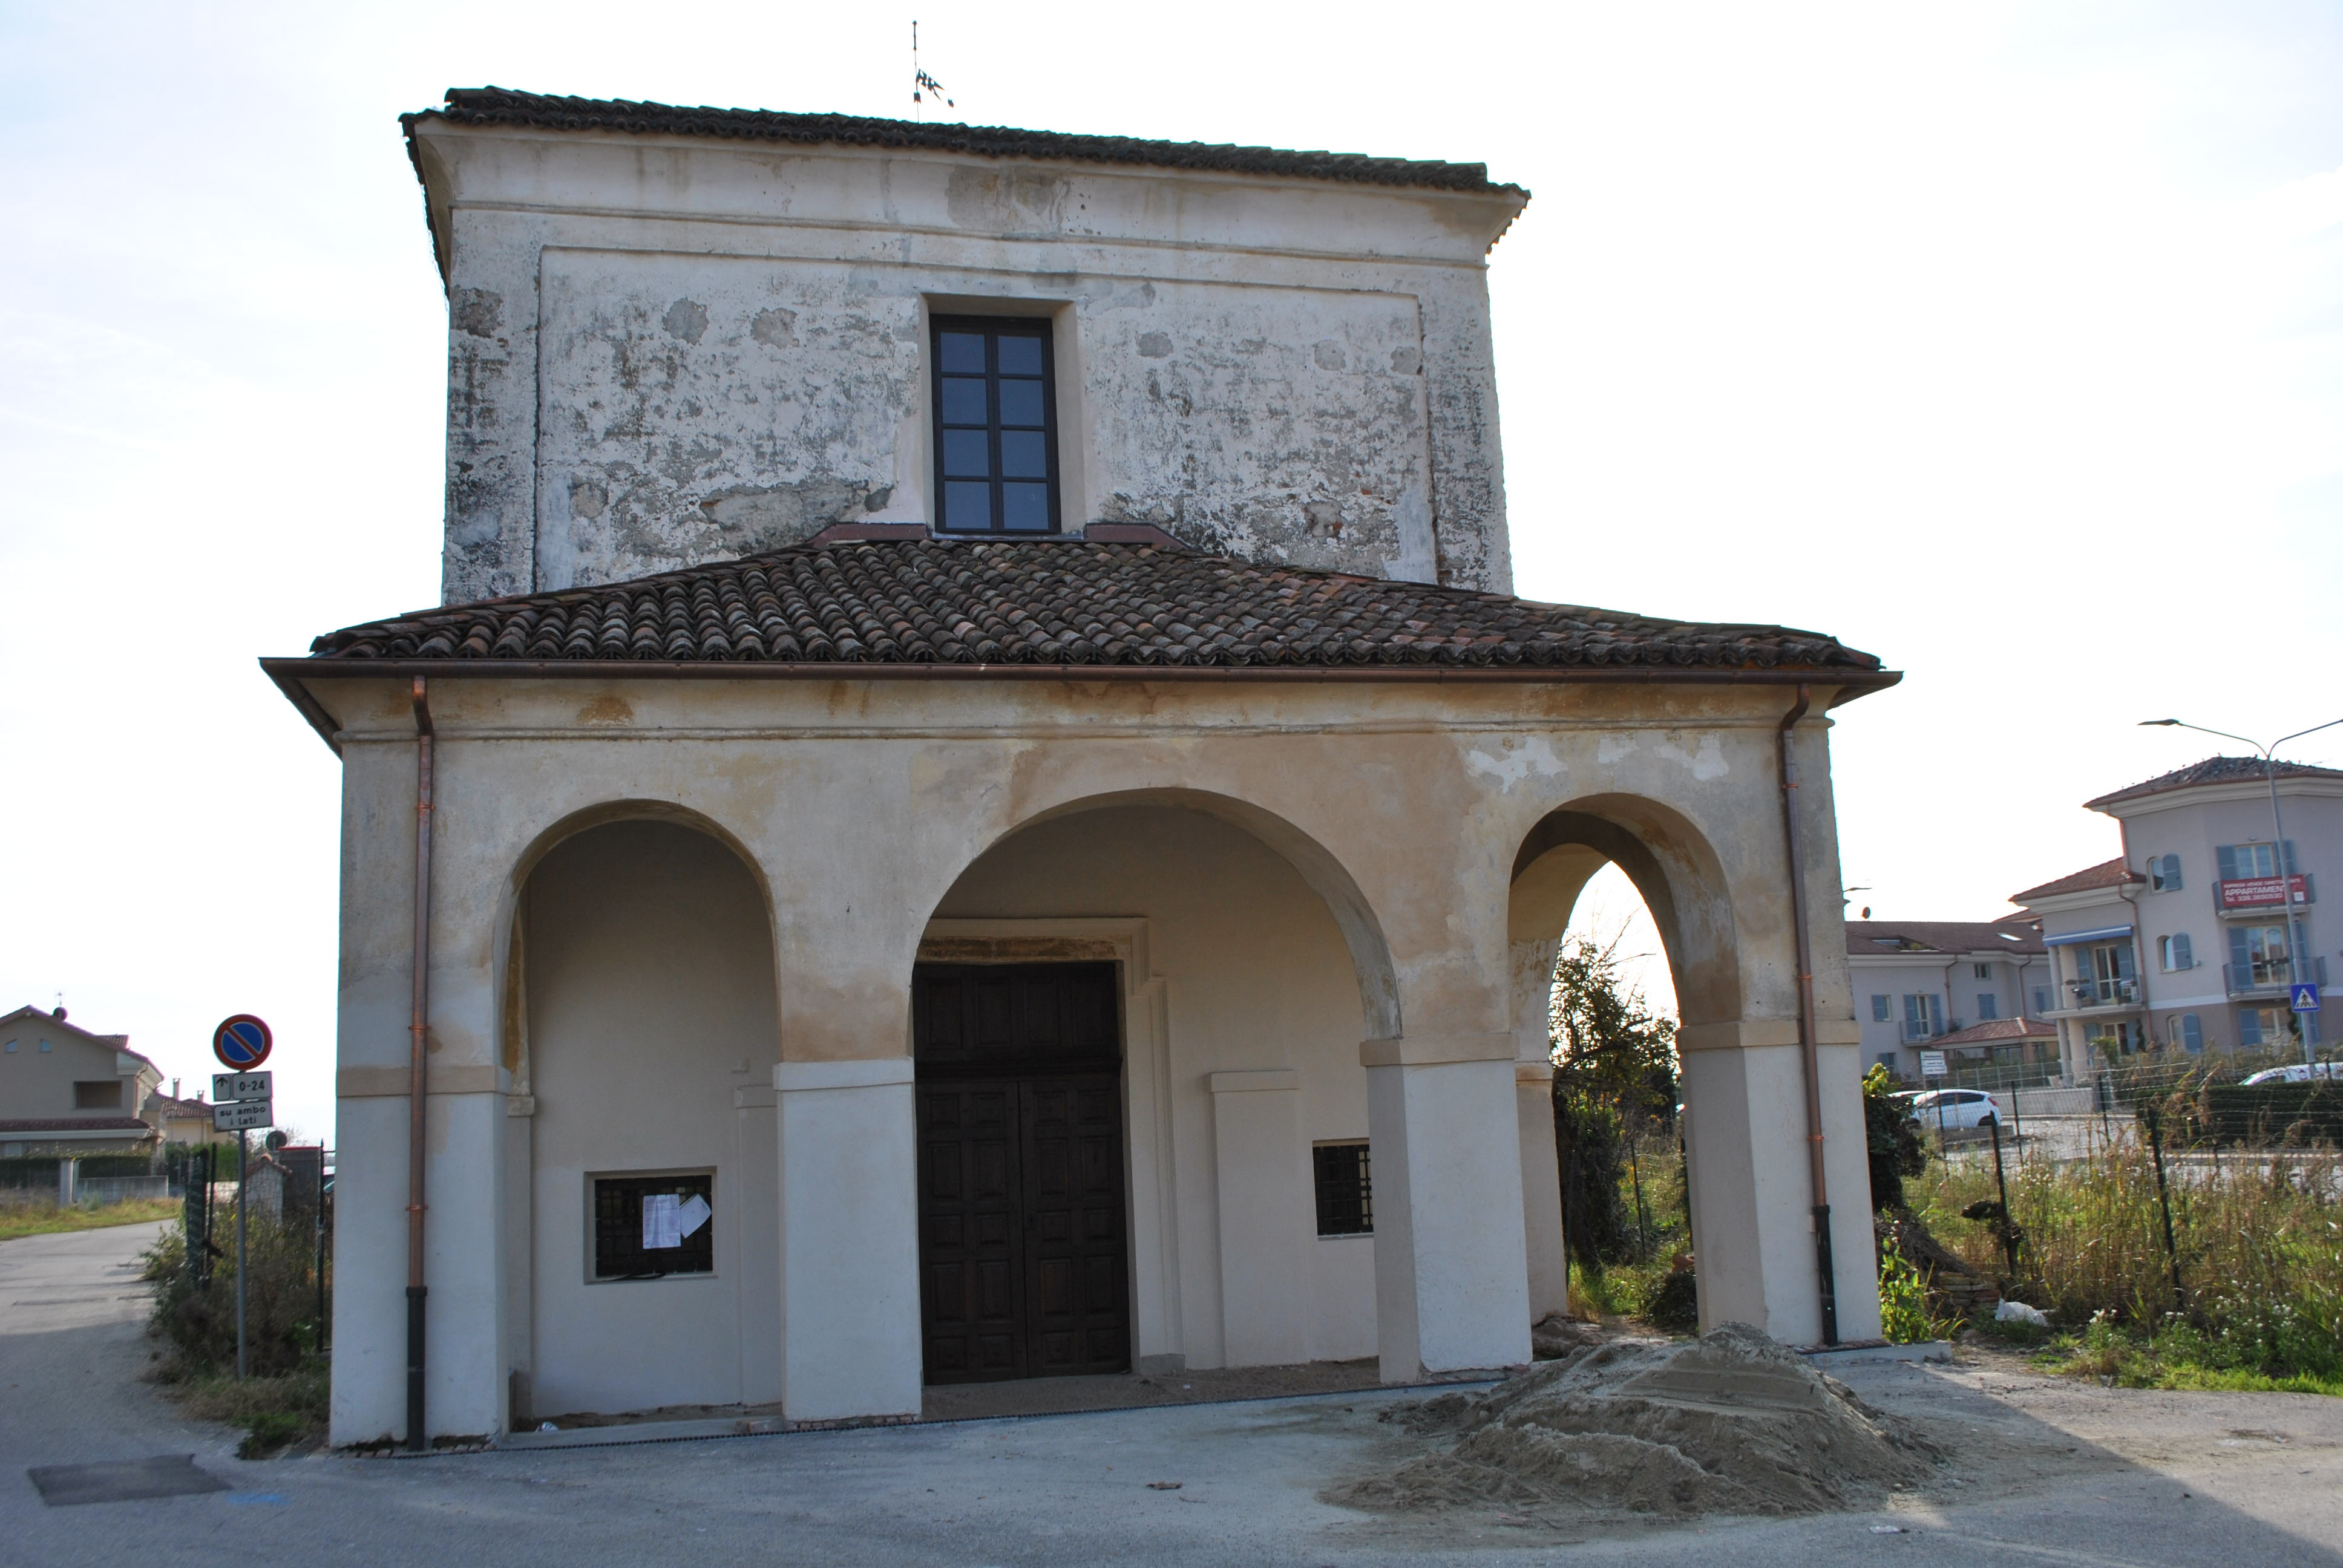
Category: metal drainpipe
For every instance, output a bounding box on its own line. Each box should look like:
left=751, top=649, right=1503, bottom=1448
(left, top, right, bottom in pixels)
left=407, top=676, right=434, bottom=1452
left=1777, top=685, right=1839, bottom=1345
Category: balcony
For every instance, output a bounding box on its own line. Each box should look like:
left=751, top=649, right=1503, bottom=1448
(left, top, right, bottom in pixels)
left=2061, top=978, right=2140, bottom=1011
left=2225, top=954, right=2328, bottom=998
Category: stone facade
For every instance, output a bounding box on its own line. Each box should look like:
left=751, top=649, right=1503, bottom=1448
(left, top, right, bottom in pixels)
left=407, top=105, right=1527, bottom=604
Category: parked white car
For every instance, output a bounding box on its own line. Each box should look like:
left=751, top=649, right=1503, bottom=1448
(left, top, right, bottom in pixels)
left=2240, top=1063, right=2343, bottom=1086
left=1901, top=1088, right=2004, bottom=1130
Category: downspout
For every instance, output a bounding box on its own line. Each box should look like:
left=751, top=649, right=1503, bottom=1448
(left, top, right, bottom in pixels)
left=407, top=676, right=434, bottom=1451
left=1777, top=685, right=1840, bottom=1345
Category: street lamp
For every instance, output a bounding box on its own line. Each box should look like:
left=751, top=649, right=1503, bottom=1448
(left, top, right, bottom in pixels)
left=2138, top=717, right=2343, bottom=1065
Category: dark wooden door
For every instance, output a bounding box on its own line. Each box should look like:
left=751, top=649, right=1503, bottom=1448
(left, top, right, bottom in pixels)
left=915, top=963, right=1129, bottom=1384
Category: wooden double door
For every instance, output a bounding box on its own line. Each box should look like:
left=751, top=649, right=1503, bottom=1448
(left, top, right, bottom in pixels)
left=914, top=962, right=1130, bottom=1384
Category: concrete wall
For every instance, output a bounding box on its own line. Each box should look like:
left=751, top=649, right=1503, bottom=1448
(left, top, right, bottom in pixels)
left=312, top=670, right=1883, bottom=1440
left=408, top=123, right=1524, bottom=601
left=518, top=820, right=782, bottom=1419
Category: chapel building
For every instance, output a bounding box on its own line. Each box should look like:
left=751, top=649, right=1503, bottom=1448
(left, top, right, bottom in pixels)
left=267, top=90, right=1896, bottom=1446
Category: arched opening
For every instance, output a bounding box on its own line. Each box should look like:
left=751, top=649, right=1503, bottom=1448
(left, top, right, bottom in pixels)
left=911, top=794, right=1393, bottom=1380
left=510, top=815, right=781, bottom=1420
left=1509, top=796, right=1739, bottom=1325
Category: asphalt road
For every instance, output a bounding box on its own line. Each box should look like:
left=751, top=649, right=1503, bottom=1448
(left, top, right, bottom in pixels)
left=4, top=1220, right=2341, bottom=1566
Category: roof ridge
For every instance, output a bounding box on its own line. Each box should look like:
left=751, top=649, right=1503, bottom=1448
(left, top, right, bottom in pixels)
left=404, top=88, right=1529, bottom=200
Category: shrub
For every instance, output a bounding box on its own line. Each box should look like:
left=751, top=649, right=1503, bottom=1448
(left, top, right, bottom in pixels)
left=144, top=1205, right=326, bottom=1377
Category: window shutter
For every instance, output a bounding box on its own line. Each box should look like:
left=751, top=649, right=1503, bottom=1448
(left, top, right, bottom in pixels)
left=2229, top=926, right=2249, bottom=978
left=2284, top=840, right=2299, bottom=875
left=2173, top=932, right=2192, bottom=970
left=2182, top=1014, right=2202, bottom=1053
left=2162, top=854, right=2183, bottom=890
left=1871, top=995, right=1890, bottom=1021
left=2218, top=844, right=2238, bottom=881
left=2238, top=1008, right=2262, bottom=1048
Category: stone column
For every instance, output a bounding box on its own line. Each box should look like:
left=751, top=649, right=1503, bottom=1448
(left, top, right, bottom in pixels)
left=1363, top=1034, right=1532, bottom=1382
left=775, top=1058, right=923, bottom=1422
left=1208, top=1070, right=1312, bottom=1366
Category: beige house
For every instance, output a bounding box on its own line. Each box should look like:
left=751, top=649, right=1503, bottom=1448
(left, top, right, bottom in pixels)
left=268, top=91, right=1898, bottom=1448
left=0, top=1005, right=165, bottom=1158
left=2018, top=756, right=2342, bottom=1076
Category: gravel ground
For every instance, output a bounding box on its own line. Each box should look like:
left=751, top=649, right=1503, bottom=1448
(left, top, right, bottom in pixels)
left=5, top=1223, right=2341, bottom=1567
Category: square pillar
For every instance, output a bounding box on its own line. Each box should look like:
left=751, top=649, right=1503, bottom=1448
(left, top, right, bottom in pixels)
left=1678, top=1021, right=1881, bottom=1345
left=1363, top=1034, right=1532, bottom=1382
left=1515, top=1063, right=1567, bottom=1322
left=1207, top=1069, right=1313, bottom=1366
left=775, top=1058, right=922, bottom=1422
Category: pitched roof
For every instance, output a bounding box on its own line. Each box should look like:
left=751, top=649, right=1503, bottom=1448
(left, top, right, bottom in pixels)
left=1932, top=1016, right=2057, bottom=1047
left=2011, top=858, right=2140, bottom=903
left=0, top=1005, right=153, bottom=1069
left=405, top=88, right=1525, bottom=197
left=1846, top=920, right=2043, bottom=957
left=2087, top=754, right=2343, bottom=809
left=295, top=535, right=1888, bottom=679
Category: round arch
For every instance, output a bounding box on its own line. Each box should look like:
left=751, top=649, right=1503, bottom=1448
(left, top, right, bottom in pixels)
left=932, top=786, right=1403, bottom=1042
left=1510, top=792, right=1742, bottom=1030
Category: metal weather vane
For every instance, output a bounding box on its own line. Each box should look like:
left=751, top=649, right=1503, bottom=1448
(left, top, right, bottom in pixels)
left=912, top=20, right=954, bottom=118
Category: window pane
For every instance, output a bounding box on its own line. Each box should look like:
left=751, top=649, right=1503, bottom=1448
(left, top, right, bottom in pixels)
left=939, top=332, right=988, bottom=374
left=995, top=335, right=1045, bottom=375
left=941, top=376, right=989, bottom=425
left=998, top=378, right=1045, bottom=426
left=1000, top=430, right=1048, bottom=479
left=1001, top=482, right=1051, bottom=531
left=942, top=428, right=991, bottom=478
left=943, top=480, right=993, bottom=531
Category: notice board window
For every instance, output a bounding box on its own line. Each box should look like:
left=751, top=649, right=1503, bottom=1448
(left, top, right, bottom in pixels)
left=591, top=1171, right=715, bottom=1281
left=1312, top=1142, right=1372, bottom=1236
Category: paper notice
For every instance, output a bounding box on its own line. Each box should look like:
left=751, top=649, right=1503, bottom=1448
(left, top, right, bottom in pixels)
left=676, top=1194, right=712, bottom=1238
left=642, top=1192, right=683, bottom=1250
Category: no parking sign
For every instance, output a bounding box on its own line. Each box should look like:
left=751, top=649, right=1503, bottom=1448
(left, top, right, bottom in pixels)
left=212, top=1014, right=273, bottom=1069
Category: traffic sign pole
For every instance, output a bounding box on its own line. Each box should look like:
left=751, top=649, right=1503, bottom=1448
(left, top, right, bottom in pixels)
left=235, top=1129, right=249, bottom=1381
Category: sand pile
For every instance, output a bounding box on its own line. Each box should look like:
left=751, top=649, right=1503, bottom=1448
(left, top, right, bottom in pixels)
left=1330, top=1322, right=1940, bottom=1520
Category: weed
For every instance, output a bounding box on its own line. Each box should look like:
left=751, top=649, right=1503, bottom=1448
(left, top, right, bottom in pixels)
left=0, top=1198, right=180, bottom=1242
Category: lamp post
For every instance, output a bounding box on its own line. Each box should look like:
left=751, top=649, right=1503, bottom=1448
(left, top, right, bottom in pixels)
left=2138, top=717, right=2343, bottom=1065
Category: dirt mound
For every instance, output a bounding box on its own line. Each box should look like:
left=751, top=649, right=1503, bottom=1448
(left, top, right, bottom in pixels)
left=1330, top=1322, right=1940, bottom=1520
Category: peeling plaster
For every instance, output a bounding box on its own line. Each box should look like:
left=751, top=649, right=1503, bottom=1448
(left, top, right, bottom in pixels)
left=1463, top=734, right=1568, bottom=791
left=1656, top=734, right=1731, bottom=782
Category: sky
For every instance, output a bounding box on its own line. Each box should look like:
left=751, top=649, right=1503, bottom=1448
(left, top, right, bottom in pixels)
left=1, top=2, right=2336, bottom=1139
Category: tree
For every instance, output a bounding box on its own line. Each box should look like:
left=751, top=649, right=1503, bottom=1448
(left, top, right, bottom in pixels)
left=1549, top=935, right=1679, bottom=1267
left=1863, top=1063, right=1925, bottom=1212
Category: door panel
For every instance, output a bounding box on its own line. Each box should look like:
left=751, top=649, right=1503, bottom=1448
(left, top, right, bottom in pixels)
left=914, top=963, right=1130, bottom=1384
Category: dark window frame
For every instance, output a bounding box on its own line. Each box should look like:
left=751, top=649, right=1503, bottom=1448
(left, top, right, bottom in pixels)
left=1312, top=1141, right=1373, bottom=1236
left=589, top=1170, right=716, bottom=1282
left=929, top=314, right=1064, bottom=536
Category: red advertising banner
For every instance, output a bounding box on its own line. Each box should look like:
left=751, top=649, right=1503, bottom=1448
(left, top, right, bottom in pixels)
left=2218, top=874, right=2310, bottom=910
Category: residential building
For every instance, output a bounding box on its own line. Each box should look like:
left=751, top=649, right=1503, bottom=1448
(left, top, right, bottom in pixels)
left=2015, top=756, right=2342, bottom=1077
left=0, top=1005, right=165, bottom=1158
left=272, top=91, right=1898, bottom=1448
left=1845, top=920, right=2053, bottom=1080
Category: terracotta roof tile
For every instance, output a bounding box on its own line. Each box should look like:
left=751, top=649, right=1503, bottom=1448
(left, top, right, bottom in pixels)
left=2011, top=858, right=2139, bottom=903
left=304, top=537, right=1885, bottom=675
left=1930, top=1017, right=2057, bottom=1047
left=406, top=88, right=1524, bottom=197
left=2086, top=755, right=2343, bottom=809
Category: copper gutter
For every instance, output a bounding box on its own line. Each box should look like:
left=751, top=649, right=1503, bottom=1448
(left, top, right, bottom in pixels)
left=1777, top=684, right=1839, bottom=1345
left=406, top=676, right=433, bottom=1451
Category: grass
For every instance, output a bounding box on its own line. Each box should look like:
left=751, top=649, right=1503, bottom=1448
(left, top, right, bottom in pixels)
left=154, top=1358, right=331, bottom=1457
left=0, top=1197, right=181, bottom=1241
left=1914, top=1131, right=2343, bottom=1395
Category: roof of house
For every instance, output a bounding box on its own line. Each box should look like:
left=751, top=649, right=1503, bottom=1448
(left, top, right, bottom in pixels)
left=2011, top=858, right=2140, bottom=903
left=294, top=535, right=1888, bottom=679
left=0, top=1005, right=154, bottom=1071
left=0, top=1117, right=155, bottom=1135
left=152, top=1095, right=212, bottom=1120
left=403, top=88, right=1526, bottom=198
left=2086, top=754, right=2343, bottom=809
left=1932, top=1017, right=2057, bottom=1047
left=1845, top=920, right=2043, bottom=957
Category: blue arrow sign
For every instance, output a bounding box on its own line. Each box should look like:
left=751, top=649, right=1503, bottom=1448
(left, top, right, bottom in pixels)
left=2292, top=983, right=2322, bottom=1013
